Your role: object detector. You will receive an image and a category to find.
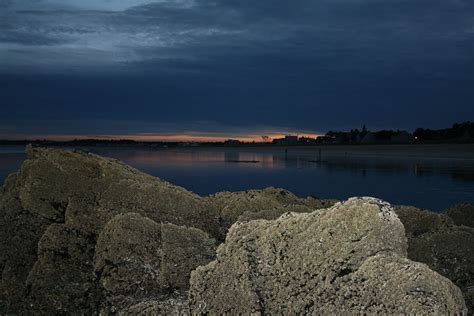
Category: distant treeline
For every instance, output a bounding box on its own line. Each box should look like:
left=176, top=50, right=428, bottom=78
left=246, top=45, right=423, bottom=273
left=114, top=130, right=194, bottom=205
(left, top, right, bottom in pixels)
left=0, top=122, right=473, bottom=147
left=0, top=139, right=182, bottom=148
left=0, top=138, right=257, bottom=148
left=413, top=122, right=474, bottom=143
left=323, top=121, right=474, bottom=145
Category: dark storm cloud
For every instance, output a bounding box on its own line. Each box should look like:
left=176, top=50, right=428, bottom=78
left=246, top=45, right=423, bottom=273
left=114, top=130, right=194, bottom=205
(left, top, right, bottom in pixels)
left=0, top=0, right=473, bottom=136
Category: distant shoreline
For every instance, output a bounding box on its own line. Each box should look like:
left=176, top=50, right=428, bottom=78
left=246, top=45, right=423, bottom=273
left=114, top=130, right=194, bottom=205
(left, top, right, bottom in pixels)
left=1, top=142, right=474, bottom=160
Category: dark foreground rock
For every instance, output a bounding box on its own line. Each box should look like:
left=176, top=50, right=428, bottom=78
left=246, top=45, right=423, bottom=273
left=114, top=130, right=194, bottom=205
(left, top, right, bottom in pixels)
left=0, top=146, right=218, bottom=313
left=189, top=198, right=467, bottom=314
left=444, top=203, right=474, bottom=228
left=395, top=205, right=474, bottom=314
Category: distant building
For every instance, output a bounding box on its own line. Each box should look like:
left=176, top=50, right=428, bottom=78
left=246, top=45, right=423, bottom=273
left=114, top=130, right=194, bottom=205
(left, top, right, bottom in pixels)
left=316, top=135, right=335, bottom=143
left=284, top=135, right=298, bottom=144
left=298, top=136, right=317, bottom=144
left=224, top=139, right=241, bottom=146
left=273, top=135, right=299, bottom=145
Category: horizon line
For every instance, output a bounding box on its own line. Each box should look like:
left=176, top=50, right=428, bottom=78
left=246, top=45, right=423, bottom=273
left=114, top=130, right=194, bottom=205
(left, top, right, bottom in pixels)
left=0, top=133, right=324, bottom=143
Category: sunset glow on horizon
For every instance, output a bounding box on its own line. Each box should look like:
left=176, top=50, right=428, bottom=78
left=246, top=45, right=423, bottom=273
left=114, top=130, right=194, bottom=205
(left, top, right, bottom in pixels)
left=1, top=132, right=324, bottom=143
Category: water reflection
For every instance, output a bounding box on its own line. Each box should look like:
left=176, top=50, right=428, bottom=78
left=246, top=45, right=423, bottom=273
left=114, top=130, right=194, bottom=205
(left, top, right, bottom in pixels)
left=1, top=146, right=473, bottom=211
left=99, top=148, right=474, bottom=183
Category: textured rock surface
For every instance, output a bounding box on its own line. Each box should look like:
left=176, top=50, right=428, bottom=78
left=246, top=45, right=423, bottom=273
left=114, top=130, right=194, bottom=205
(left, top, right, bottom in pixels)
left=26, top=224, right=100, bottom=314
left=444, top=203, right=474, bottom=228
left=395, top=205, right=474, bottom=314
left=0, top=173, right=51, bottom=311
left=208, top=187, right=337, bottom=229
left=0, top=146, right=219, bottom=313
left=237, top=204, right=314, bottom=222
left=189, top=198, right=467, bottom=314
left=160, top=223, right=216, bottom=291
left=94, top=213, right=216, bottom=313
left=94, top=213, right=163, bottom=311
left=119, top=295, right=190, bottom=315
left=0, top=146, right=471, bottom=314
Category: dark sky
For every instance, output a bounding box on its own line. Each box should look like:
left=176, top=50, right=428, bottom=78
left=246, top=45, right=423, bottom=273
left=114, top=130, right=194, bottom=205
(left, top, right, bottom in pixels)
left=1, top=0, right=473, bottom=140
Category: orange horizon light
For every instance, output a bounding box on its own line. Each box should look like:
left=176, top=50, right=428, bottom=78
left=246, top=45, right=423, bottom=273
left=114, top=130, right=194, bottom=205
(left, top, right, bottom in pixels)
left=0, top=132, right=324, bottom=143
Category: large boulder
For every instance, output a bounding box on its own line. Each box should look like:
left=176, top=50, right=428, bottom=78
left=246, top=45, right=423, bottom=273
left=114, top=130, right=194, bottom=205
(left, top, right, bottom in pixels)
left=94, top=213, right=216, bottom=313
left=208, top=187, right=336, bottom=229
left=189, top=198, right=466, bottom=314
left=0, top=146, right=220, bottom=314
left=395, top=205, right=474, bottom=314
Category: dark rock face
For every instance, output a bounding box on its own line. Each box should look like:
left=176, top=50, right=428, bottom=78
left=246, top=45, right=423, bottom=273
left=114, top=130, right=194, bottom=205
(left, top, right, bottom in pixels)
left=207, top=187, right=337, bottom=229
left=0, top=146, right=218, bottom=313
left=0, top=173, right=51, bottom=312
left=395, top=205, right=474, bottom=314
left=444, top=203, right=474, bottom=228
left=26, top=224, right=100, bottom=314
left=189, top=198, right=467, bottom=314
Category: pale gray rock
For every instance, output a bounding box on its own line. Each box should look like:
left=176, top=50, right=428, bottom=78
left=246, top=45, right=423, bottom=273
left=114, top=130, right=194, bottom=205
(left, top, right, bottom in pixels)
left=189, top=198, right=467, bottom=314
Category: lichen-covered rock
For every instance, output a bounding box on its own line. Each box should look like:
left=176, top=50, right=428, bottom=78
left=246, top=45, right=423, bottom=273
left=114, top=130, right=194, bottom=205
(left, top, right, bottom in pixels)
left=444, top=203, right=474, bottom=228
left=208, top=187, right=336, bottom=229
left=0, top=146, right=220, bottom=314
left=94, top=213, right=216, bottom=312
left=395, top=205, right=474, bottom=314
left=189, top=198, right=467, bottom=314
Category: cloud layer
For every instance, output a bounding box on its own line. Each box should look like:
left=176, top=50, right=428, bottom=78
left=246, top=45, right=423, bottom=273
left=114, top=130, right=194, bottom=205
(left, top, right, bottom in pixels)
left=1, top=0, right=473, bottom=136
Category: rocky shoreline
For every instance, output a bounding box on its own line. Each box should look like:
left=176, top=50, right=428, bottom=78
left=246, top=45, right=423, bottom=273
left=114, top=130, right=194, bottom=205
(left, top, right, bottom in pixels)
left=0, top=146, right=473, bottom=314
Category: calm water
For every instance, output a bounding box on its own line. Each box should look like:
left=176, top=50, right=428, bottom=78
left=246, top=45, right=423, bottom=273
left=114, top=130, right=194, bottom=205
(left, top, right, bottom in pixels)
left=1, top=145, right=474, bottom=211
